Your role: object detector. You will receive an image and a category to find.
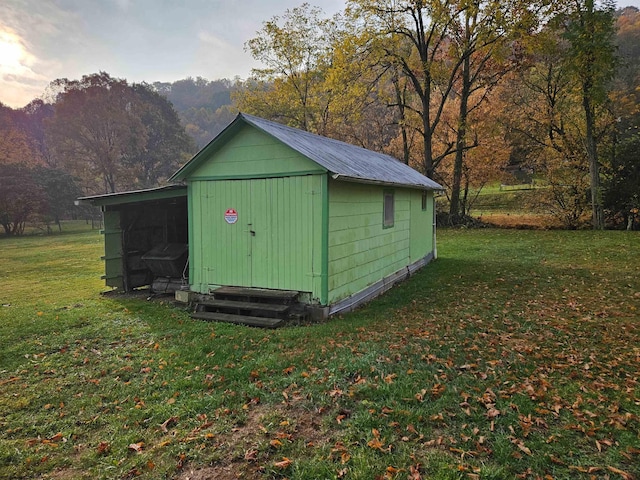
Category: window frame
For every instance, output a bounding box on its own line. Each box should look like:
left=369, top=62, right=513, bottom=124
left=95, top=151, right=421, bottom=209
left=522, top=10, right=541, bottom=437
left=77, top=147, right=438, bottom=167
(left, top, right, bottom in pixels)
left=383, top=190, right=395, bottom=229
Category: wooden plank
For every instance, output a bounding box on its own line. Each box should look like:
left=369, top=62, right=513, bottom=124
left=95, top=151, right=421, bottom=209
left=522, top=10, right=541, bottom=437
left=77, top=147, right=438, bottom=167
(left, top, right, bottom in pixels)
left=191, top=311, right=283, bottom=328
left=213, top=286, right=299, bottom=300
left=197, top=299, right=290, bottom=313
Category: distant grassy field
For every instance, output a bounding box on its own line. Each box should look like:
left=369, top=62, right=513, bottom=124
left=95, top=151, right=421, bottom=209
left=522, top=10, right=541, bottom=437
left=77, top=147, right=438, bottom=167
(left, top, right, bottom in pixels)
left=1, top=228, right=639, bottom=479
left=462, top=184, right=565, bottom=228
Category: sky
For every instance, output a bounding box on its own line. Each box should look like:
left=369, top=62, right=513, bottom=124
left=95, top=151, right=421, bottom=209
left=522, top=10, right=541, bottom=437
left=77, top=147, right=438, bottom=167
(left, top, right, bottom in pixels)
left=1, top=0, right=638, bottom=109
left=0, top=0, right=346, bottom=108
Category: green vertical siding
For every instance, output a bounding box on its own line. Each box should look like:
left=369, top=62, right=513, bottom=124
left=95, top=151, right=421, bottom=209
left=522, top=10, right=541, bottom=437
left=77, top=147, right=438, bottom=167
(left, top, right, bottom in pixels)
left=409, top=190, right=434, bottom=262
left=327, top=181, right=412, bottom=304
left=190, top=175, right=323, bottom=298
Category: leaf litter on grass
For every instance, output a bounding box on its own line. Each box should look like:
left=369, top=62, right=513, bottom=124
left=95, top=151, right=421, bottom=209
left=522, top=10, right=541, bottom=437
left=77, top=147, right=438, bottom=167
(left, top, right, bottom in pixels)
left=1, top=228, right=639, bottom=479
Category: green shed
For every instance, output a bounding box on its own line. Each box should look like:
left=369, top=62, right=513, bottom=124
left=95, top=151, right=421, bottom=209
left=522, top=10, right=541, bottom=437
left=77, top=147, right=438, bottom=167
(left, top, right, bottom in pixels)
left=169, top=113, right=442, bottom=318
left=80, top=113, right=442, bottom=323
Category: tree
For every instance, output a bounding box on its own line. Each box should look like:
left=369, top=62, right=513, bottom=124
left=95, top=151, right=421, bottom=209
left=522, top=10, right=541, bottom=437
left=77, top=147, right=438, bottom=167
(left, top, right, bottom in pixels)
left=46, top=73, right=146, bottom=194
left=124, top=83, right=195, bottom=188
left=237, top=3, right=338, bottom=133
left=446, top=0, right=537, bottom=218
left=0, top=164, right=46, bottom=236
left=46, top=72, right=193, bottom=194
left=604, top=134, right=640, bottom=229
left=562, top=0, right=618, bottom=229
left=32, top=167, right=83, bottom=232
left=347, top=0, right=465, bottom=178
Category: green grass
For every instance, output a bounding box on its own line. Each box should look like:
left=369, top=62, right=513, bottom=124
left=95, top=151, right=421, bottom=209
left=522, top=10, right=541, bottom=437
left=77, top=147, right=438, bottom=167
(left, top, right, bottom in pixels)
left=1, top=228, right=639, bottom=479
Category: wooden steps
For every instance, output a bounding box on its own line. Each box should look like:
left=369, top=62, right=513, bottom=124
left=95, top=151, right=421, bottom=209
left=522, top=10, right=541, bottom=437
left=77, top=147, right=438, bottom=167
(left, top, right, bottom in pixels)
left=197, top=298, right=290, bottom=314
left=191, top=286, right=304, bottom=328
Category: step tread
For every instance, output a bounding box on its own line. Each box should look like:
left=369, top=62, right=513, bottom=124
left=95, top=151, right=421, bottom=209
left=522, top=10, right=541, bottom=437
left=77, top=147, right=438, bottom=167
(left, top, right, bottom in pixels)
left=191, top=311, right=283, bottom=328
left=197, top=299, right=290, bottom=313
left=213, top=286, right=299, bottom=300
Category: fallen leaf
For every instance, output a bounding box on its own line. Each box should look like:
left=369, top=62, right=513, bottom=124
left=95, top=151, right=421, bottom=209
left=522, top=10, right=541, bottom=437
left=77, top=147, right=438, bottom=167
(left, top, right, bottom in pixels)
left=128, top=442, right=144, bottom=453
left=274, top=457, right=292, bottom=469
left=368, top=438, right=384, bottom=450
left=607, top=466, right=633, bottom=480
left=159, top=416, right=178, bottom=433
left=96, top=441, right=110, bottom=454
left=486, top=408, right=501, bottom=419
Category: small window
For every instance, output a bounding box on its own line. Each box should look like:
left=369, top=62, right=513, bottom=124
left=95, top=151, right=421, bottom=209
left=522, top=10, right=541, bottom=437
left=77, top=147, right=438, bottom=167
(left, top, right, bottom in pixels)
left=422, top=191, right=428, bottom=211
left=383, top=190, right=394, bottom=228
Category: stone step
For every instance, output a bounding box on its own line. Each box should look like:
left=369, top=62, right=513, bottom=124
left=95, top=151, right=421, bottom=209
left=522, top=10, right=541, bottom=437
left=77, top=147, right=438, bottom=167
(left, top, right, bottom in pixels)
left=191, top=311, right=283, bottom=328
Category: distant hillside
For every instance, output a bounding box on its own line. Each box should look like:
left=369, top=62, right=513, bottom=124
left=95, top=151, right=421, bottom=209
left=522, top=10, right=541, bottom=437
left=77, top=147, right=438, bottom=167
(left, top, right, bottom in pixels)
left=153, top=77, right=237, bottom=149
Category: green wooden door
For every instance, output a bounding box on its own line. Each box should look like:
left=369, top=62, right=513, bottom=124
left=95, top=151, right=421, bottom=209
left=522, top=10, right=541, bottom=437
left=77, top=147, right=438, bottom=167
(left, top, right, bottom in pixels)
left=195, top=176, right=319, bottom=293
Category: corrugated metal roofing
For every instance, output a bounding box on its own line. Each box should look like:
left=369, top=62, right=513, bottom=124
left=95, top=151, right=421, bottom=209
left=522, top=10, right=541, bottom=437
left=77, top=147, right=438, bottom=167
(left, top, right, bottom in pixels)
left=172, top=113, right=443, bottom=190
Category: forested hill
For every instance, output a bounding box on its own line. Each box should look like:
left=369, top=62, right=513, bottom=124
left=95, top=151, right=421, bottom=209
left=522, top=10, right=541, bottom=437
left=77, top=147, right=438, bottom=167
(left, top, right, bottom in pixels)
left=153, top=77, right=237, bottom=149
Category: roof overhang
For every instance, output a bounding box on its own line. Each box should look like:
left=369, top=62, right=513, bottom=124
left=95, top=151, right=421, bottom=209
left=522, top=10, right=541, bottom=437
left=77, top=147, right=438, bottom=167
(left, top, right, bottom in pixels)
left=330, top=174, right=444, bottom=191
left=76, top=184, right=187, bottom=207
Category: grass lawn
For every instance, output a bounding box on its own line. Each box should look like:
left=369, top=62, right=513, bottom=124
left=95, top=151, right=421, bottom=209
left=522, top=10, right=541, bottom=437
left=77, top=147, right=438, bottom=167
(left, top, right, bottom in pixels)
left=1, top=226, right=639, bottom=479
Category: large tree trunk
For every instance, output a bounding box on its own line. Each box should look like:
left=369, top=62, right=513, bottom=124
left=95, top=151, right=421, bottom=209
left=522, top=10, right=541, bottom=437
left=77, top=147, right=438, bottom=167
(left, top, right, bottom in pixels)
left=450, top=52, right=471, bottom=219
left=583, top=84, right=604, bottom=230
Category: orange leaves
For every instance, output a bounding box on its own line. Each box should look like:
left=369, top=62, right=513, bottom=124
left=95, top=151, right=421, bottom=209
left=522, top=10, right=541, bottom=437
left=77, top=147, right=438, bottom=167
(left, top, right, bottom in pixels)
left=606, top=466, right=635, bottom=480
left=367, top=436, right=385, bottom=450
left=273, top=457, right=292, bottom=469
left=367, top=428, right=393, bottom=453
left=26, top=433, right=65, bottom=448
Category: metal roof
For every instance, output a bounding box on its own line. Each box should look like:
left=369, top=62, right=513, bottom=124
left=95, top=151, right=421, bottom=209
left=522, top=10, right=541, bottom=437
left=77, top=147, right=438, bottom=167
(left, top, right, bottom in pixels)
left=171, top=113, right=443, bottom=190
left=76, top=184, right=187, bottom=207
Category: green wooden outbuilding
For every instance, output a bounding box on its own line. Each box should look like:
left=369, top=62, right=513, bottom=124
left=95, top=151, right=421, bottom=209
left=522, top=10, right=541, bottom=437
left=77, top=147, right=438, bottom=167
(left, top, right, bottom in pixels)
left=81, top=113, right=442, bottom=321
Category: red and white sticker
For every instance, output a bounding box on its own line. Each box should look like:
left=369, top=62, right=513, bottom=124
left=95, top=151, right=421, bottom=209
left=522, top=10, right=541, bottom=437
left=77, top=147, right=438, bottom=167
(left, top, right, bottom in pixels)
left=224, top=208, right=238, bottom=224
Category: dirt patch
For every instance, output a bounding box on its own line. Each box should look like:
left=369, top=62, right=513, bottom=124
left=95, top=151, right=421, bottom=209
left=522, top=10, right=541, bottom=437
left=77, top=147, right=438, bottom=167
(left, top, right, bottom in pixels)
left=476, top=213, right=562, bottom=229
left=175, top=402, right=334, bottom=480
